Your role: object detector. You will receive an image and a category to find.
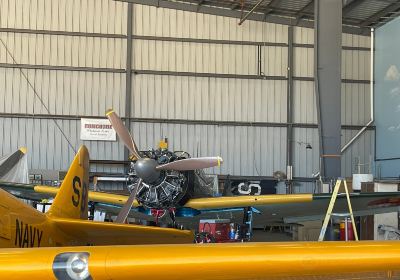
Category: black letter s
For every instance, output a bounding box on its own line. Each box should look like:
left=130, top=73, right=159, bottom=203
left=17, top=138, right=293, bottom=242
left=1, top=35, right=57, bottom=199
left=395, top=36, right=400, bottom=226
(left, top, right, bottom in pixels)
left=72, top=176, right=81, bottom=207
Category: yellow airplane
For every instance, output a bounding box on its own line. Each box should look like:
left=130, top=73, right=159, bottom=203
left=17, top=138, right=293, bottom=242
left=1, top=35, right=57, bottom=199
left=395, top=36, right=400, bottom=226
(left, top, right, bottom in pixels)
left=2, top=155, right=400, bottom=229
left=2, top=144, right=400, bottom=279
left=1, top=241, right=400, bottom=279
left=1, top=109, right=318, bottom=226
left=0, top=145, right=193, bottom=248
left=2, top=111, right=400, bottom=244
left=4, top=110, right=400, bottom=227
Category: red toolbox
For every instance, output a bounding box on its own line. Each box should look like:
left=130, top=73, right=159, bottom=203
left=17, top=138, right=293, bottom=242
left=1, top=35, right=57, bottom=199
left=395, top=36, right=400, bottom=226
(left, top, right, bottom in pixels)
left=199, top=219, right=231, bottom=242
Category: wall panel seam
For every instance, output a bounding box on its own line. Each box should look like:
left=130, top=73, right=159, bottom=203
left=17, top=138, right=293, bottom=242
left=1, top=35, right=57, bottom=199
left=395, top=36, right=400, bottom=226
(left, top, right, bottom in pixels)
left=0, top=28, right=371, bottom=51
left=0, top=113, right=376, bottom=130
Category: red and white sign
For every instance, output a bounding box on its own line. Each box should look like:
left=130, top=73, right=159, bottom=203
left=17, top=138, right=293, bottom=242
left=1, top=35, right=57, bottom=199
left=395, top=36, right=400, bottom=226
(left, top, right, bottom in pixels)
left=80, top=118, right=116, bottom=141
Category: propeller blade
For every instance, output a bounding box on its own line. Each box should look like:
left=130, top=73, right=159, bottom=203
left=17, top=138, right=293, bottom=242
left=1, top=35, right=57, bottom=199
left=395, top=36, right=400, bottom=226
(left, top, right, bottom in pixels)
left=115, top=179, right=142, bottom=223
left=156, top=157, right=223, bottom=171
left=0, top=147, right=27, bottom=178
left=106, top=109, right=141, bottom=159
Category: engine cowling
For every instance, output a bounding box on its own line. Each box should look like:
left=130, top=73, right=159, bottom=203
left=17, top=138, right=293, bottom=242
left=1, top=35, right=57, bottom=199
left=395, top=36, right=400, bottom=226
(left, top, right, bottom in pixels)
left=127, top=149, right=214, bottom=209
left=127, top=150, right=190, bottom=209
left=134, top=170, right=189, bottom=209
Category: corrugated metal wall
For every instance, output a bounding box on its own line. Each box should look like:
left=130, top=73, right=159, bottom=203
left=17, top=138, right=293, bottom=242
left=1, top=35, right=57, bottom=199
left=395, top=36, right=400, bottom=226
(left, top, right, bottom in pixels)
left=0, top=69, right=126, bottom=116
left=0, top=1, right=373, bottom=190
left=0, top=0, right=127, bottom=175
left=292, top=27, right=373, bottom=178
left=132, top=76, right=287, bottom=122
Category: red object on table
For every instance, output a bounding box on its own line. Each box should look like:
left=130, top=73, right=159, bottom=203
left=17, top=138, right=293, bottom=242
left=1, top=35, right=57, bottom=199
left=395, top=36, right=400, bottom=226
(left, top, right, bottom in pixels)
left=199, top=219, right=231, bottom=243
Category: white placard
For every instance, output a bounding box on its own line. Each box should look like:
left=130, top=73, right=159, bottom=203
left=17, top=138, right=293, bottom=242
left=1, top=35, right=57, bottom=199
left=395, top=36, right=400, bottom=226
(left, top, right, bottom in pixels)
left=80, top=118, right=116, bottom=141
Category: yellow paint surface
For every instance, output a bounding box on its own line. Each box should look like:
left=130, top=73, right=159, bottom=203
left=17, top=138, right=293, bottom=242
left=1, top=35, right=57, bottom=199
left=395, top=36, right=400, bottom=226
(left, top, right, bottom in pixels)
left=0, top=241, right=400, bottom=279
left=185, top=194, right=313, bottom=209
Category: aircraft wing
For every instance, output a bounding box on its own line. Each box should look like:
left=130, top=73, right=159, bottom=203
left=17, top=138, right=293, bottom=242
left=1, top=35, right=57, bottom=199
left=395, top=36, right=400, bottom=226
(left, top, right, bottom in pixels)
left=1, top=241, right=400, bottom=280
left=51, top=217, right=193, bottom=245
left=0, top=182, right=52, bottom=201
left=2, top=183, right=400, bottom=225
left=0, top=182, right=140, bottom=206
left=171, top=192, right=400, bottom=229
left=257, top=192, right=400, bottom=224
left=92, top=191, right=400, bottom=227
left=0, top=182, right=311, bottom=207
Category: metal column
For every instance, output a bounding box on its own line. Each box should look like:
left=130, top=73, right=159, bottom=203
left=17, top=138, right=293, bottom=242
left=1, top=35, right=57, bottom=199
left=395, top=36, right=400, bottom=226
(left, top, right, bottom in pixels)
left=314, top=0, right=342, bottom=180
left=286, top=26, right=294, bottom=193
left=125, top=3, right=134, bottom=162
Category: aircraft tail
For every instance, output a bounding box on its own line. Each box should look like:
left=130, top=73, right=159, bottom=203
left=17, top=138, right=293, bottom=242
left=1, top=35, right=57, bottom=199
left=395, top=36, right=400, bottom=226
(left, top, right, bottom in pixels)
left=47, top=146, right=90, bottom=220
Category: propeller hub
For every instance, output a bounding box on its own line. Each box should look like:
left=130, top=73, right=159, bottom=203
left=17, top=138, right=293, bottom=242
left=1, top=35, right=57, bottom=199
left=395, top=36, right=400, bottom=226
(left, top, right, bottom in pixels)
left=134, top=158, right=161, bottom=184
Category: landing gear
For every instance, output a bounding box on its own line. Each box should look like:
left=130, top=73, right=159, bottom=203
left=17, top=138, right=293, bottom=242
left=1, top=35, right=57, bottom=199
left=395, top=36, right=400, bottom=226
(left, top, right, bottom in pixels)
left=88, top=202, right=96, bottom=221
left=169, top=208, right=177, bottom=228
left=242, top=207, right=254, bottom=241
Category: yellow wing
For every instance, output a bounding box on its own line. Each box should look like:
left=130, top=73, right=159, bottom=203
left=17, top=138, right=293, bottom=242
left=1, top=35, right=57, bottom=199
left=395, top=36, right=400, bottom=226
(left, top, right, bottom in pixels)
left=33, top=185, right=140, bottom=207
left=51, top=217, right=193, bottom=245
left=32, top=185, right=312, bottom=209
left=1, top=241, right=400, bottom=279
left=184, top=194, right=312, bottom=209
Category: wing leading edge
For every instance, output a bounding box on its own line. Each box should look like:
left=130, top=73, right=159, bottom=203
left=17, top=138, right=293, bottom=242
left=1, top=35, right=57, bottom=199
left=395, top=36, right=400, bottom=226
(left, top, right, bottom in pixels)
left=1, top=241, right=400, bottom=279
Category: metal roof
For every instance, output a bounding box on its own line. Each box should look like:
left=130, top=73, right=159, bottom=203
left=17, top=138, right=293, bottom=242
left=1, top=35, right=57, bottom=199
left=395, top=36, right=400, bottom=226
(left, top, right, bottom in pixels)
left=122, top=0, right=400, bottom=35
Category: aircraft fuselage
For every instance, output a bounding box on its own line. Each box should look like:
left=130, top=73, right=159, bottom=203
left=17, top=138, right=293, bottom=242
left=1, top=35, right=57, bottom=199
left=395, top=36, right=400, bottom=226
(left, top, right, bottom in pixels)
left=0, top=189, right=80, bottom=248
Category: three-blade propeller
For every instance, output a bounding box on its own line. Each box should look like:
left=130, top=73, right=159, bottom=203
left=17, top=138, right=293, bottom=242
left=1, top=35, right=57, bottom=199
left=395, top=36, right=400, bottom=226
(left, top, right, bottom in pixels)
left=106, top=109, right=223, bottom=223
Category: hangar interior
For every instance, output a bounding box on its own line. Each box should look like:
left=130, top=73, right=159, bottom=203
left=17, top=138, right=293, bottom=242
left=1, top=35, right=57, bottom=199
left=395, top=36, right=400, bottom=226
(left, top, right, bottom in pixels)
left=1, top=0, right=400, bottom=243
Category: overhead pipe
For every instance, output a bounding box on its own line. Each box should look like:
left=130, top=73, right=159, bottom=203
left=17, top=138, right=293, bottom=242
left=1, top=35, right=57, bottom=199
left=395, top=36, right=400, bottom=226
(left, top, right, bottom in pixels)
left=341, top=28, right=374, bottom=153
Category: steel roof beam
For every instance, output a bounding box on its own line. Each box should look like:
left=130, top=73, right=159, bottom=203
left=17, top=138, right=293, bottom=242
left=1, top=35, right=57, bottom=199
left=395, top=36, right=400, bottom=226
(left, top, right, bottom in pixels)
left=342, top=0, right=367, bottom=16
left=295, top=0, right=314, bottom=23
left=231, top=4, right=240, bottom=10
left=295, top=0, right=367, bottom=23
left=264, top=0, right=281, bottom=15
left=239, top=0, right=266, bottom=25
left=116, top=0, right=370, bottom=35
left=361, top=1, right=400, bottom=27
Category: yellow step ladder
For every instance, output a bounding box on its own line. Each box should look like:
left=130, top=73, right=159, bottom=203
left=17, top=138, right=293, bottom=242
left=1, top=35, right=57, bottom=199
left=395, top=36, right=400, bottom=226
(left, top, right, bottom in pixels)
left=318, top=179, right=359, bottom=241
